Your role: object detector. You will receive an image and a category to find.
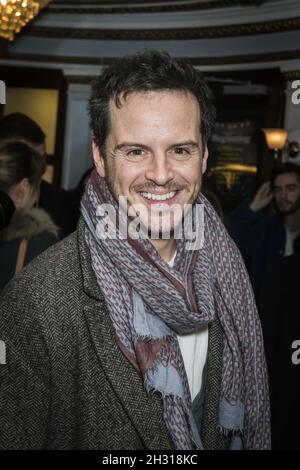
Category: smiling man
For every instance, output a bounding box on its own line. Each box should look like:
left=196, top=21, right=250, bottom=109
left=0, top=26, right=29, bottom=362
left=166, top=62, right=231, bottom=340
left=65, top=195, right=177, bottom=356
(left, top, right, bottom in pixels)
left=0, top=51, right=270, bottom=450
left=91, top=89, right=206, bottom=256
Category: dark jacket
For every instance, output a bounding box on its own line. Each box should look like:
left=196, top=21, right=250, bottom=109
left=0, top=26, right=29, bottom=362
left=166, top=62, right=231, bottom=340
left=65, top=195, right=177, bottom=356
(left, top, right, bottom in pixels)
left=227, top=201, right=300, bottom=295
left=0, top=219, right=227, bottom=450
left=0, top=207, right=58, bottom=292
left=259, top=253, right=300, bottom=450
left=39, top=180, right=80, bottom=239
left=0, top=191, right=15, bottom=230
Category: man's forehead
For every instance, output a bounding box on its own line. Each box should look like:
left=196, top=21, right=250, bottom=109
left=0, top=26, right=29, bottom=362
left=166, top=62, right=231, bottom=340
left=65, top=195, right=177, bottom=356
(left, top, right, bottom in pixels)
left=107, top=91, right=201, bottom=140
left=274, top=172, right=300, bottom=185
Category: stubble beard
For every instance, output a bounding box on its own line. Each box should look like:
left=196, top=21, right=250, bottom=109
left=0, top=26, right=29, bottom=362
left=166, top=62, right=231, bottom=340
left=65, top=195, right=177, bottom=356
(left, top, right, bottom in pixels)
left=275, top=197, right=300, bottom=217
left=102, top=157, right=202, bottom=240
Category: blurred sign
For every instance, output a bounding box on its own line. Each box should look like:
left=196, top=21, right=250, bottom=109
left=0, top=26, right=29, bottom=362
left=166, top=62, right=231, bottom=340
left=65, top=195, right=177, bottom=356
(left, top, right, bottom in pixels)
left=210, top=120, right=257, bottom=168
left=206, top=121, right=258, bottom=211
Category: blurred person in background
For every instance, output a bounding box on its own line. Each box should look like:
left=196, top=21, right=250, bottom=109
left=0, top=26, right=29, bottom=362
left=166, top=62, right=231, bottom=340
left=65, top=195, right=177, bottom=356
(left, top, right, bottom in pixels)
left=227, top=162, right=300, bottom=295
left=0, top=113, right=80, bottom=238
left=0, top=141, right=58, bottom=291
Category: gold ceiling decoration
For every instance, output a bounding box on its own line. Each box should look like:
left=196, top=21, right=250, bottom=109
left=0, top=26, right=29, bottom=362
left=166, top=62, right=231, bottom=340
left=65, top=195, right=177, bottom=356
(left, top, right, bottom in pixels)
left=0, top=0, right=50, bottom=41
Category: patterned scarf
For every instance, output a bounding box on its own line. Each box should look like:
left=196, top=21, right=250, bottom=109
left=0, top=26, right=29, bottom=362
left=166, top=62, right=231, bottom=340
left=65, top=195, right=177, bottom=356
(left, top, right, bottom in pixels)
left=81, top=170, right=271, bottom=450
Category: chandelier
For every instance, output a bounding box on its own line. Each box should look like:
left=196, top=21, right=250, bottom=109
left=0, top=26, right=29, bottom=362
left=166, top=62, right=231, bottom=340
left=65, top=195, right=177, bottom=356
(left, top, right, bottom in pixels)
left=0, top=0, right=50, bottom=41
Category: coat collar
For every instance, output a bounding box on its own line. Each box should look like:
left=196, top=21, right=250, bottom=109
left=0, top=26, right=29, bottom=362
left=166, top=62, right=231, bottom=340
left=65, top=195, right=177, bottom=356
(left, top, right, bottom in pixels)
left=77, top=218, right=174, bottom=450
left=0, top=207, right=59, bottom=244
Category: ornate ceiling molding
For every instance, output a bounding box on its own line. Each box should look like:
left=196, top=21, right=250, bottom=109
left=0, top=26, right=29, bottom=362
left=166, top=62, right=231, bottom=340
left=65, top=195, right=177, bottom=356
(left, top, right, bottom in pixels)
left=3, top=49, right=300, bottom=68
left=49, top=0, right=268, bottom=15
left=52, top=0, right=266, bottom=5
left=53, top=0, right=196, bottom=3
left=23, top=17, right=300, bottom=40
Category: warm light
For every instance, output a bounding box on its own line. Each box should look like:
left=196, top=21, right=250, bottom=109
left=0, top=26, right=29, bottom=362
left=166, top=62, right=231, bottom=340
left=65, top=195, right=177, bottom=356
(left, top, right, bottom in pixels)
left=0, top=0, right=50, bottom=41
left=210, top=164, right=257, bottom=174
left=262, top=128, right=288, bottom=150
left=209, top=164, right=257, bottom=190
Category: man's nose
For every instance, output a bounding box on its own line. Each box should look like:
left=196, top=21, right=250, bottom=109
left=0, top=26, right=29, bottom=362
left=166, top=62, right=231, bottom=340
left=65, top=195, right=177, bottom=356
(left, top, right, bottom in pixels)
left=144, top=153, right=175, bottom=186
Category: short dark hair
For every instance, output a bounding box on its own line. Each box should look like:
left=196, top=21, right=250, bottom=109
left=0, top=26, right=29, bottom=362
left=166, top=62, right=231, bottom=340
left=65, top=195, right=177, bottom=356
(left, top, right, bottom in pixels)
left=0, top=113, right=45, bottom=145
left=271, top=162, right=300, bottom=188
left=88, top=50, right=215, bottom=155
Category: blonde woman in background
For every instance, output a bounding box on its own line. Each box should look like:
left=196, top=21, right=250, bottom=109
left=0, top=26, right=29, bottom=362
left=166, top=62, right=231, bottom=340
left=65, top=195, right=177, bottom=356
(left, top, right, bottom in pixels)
left=0, top=141, right=59, bottom=291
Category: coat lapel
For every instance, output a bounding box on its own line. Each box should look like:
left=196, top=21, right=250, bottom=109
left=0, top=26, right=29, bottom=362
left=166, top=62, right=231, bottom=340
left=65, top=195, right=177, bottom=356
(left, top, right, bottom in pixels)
left=78, top=219, right=174, bottom=450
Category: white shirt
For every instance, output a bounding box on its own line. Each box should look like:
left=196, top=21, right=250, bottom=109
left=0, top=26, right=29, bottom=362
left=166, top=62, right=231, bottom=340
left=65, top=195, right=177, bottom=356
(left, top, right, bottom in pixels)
left=284, top=225, right=300, bottom=257
left=167, top=252, right=208, bottom=401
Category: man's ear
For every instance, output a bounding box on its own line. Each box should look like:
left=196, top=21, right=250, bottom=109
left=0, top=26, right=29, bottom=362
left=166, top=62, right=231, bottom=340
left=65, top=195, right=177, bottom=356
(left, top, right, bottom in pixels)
left=202, top=146, right=209, bottom=174
left=92, top=140, right=106, bottom=177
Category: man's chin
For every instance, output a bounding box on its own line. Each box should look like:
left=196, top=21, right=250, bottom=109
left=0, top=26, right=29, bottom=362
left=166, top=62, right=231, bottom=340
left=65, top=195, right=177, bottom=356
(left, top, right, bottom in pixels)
left=277, top=205, right=297, bottom=216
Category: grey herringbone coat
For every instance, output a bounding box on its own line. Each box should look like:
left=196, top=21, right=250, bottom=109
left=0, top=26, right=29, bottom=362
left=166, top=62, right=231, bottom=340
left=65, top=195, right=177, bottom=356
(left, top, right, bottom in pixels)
left=0, top=219, right=226, bottom=450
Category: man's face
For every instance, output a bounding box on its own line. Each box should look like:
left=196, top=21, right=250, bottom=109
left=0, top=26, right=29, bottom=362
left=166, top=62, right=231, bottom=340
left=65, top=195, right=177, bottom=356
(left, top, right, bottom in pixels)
left=93, top=90, right=208, bottom=236
left=273, top=172, right=300, bottom=216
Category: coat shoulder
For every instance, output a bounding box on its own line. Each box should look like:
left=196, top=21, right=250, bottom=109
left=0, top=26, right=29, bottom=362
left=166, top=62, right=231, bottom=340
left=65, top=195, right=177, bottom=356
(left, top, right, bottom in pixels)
left=0, top=230, right=84, bottom=327
left=21, top=230, right=80, bottom=290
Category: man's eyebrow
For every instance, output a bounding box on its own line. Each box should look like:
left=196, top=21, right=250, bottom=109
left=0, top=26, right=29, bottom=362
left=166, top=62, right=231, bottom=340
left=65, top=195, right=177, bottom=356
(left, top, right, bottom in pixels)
left=167, top=141, right=200, bottom=152
left=274, top=184, right=298, bottom=189
left=168, top=141, right=199, bottom=148
left=114, top=143, right=150, bottom=152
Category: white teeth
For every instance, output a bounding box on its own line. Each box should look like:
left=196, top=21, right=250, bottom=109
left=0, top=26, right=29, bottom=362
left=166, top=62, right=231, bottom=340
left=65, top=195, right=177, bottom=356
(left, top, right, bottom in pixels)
left=140, top=191, right=176, bottom=201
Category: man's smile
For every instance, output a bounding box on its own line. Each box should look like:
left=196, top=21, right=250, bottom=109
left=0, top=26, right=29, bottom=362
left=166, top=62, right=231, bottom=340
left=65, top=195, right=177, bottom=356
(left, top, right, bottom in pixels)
left=138, top=189, right=180, bottom=205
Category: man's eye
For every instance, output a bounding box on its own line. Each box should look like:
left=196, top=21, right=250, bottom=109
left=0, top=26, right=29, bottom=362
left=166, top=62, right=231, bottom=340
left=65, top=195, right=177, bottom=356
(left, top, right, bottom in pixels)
left=173, top=147, right=188, bottom=155
left=128, top=149, right=144, bottom=157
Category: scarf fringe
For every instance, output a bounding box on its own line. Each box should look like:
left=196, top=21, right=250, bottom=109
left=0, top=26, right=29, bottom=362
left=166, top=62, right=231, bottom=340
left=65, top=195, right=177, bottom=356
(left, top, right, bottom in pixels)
left=144, top=368, right=202, bottom=450
left=216, top=424, right=243, bottom=437
left=136, top=333, right=171, bottom=343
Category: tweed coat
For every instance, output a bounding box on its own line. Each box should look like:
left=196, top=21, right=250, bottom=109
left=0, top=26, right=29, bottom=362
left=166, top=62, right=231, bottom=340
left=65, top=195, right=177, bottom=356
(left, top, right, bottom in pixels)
left=0, top=219, right=225, bottom=450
